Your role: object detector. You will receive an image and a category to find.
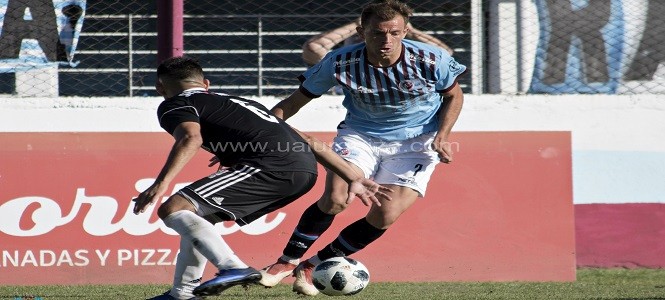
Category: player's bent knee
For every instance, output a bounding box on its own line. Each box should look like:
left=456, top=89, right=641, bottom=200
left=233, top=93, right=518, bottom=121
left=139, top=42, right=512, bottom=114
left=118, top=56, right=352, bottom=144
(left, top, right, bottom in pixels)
left=366, top=210, right=401, bottom=229
left=317, top=194, right=349, bottom=215
left=157, top=194, right=196, bottom=219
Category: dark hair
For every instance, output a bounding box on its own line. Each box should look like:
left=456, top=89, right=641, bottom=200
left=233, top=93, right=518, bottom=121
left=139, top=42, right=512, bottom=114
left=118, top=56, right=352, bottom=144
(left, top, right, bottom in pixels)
left=360, top=0, right=412, bottom=27
left=156, top=56, right=204, bottom=83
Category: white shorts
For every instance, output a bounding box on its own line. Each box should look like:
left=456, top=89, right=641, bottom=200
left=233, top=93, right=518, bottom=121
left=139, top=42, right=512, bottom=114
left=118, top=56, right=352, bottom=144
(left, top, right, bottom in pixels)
left=332, top=127, right=440, bottom=197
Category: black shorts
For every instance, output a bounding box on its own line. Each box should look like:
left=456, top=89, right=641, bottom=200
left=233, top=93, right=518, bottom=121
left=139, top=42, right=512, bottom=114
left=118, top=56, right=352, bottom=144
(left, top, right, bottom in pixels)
left=178, top=164, right=317, bottom=225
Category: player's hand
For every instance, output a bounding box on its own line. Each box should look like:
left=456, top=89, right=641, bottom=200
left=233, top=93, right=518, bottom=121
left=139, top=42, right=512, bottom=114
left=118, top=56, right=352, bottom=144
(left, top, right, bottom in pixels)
left=431, top=135, right=454, bottom=163
left=346, top=178, right=392, bottom=207
left=208, top=156, right=219, bottom=167
left=133, top=181, right=169, bottom=214
left=207, top=156, right=229, bottom=171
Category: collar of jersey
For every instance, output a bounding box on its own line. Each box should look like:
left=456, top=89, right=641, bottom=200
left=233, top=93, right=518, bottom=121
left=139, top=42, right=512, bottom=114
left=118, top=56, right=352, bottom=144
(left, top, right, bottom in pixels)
left=183, top=87, right=207, bottom=92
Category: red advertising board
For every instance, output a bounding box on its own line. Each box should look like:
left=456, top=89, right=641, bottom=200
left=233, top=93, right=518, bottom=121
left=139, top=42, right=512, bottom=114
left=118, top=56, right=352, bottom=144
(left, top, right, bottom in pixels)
left=0, top=132, right=574, bottom=284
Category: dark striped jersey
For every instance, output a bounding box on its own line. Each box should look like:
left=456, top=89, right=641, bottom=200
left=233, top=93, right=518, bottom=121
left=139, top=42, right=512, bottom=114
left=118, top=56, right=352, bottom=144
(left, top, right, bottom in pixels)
left=298, top=39, right=466, bottom=141
left=157, top=88, right=317, bottom=173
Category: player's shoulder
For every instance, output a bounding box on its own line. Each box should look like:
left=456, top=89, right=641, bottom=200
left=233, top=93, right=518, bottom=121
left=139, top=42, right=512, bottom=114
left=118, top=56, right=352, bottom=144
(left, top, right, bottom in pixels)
left=403, top=39, right=450, bottom=59
left=316, top=43, right=365, bottom=71
left=158, top=95, right=186, bottom=111
left=326, top=43, right=365, bottom=60
left=335, top=42, right=365, bottom=53
left=158, top=89, right=212, bottom=111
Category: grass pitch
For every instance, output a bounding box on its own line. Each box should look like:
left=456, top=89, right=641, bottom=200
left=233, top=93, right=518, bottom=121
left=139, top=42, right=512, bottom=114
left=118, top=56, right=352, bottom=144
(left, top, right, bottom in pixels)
left=2, top=268, right=664, bottom=299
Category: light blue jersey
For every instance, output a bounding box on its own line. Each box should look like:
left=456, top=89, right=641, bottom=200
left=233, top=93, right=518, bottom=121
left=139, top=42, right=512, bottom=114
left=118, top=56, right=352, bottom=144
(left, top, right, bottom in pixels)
left=298, top=39, right=466, bottom=141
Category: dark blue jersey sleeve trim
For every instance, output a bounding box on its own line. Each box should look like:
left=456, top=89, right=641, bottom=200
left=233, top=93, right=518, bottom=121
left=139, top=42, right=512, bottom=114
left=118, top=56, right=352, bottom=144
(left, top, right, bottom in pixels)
left=437, top=69, right=468, bottom=94
left=298, top=85, right=321, bottom=99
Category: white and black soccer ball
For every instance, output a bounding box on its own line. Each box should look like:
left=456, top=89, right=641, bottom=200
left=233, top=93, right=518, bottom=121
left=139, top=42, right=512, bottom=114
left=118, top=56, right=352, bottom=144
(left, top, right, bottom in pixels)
left=311, top=257, right=370, bottom=296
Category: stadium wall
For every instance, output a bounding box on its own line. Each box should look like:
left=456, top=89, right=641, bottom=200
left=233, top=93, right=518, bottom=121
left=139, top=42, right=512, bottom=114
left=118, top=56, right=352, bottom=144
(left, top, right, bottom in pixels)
left=0, top=94, right=663, bottom=285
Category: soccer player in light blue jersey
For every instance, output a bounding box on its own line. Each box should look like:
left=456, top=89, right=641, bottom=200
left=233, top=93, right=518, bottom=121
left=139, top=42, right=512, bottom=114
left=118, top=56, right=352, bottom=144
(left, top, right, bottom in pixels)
left=259, top=0, right=466, bottom=295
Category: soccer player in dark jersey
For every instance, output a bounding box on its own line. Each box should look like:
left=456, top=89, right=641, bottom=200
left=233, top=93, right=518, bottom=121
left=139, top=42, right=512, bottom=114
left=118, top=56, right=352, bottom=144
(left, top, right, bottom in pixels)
left=259, top=0, right=466, bottom=296
left=133, top=56, right=390, bottom=300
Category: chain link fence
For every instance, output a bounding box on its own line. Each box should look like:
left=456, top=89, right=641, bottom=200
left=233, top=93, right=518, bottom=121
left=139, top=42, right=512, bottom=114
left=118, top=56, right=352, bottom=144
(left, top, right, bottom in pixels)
left=0, top=0, right=662, bottom=97
left=488, top=0, right=665, bottom=94
left=180, top=0, right=472, bottom=97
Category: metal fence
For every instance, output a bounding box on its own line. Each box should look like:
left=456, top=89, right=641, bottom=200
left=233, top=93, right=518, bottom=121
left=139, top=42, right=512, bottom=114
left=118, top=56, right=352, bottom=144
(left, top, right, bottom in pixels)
left=0, top=0, right=662, bottom=97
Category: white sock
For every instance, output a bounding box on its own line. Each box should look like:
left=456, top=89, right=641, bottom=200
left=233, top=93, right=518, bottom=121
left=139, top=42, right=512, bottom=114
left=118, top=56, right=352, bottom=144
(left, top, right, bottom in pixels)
left=163, top=210, right=248, bottom=270
left=170, top=237, right=206, bottom=299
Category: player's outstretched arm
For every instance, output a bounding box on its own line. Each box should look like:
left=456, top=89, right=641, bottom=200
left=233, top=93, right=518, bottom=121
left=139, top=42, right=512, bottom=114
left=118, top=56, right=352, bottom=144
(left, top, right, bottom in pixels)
left=272, top=90, right=391, bottom=204
left=433, top=83, right=464, bottom=163
left=133, top=122, right=202, bottom=214
left=290, top=127, right=392, bottom=206
left=270, top=89, right=313, bottom=121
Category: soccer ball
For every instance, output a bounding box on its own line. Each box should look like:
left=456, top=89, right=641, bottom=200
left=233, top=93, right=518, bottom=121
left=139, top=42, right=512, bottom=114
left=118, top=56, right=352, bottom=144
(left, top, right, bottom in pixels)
left=311, top=257, right=370, bottom=296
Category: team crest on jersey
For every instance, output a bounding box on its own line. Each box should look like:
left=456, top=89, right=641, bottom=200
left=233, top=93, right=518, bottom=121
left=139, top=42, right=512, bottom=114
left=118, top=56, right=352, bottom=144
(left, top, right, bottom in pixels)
left=399, top=80, right=415, bottom=91
left=399, top=79, right=426, bottom=92
left=449, top=59, right=464, bottom=76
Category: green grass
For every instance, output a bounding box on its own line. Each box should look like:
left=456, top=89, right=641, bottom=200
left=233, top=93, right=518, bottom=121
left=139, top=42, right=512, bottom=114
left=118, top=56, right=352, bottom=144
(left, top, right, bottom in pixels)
left=2, top=269, right=665, bottom=300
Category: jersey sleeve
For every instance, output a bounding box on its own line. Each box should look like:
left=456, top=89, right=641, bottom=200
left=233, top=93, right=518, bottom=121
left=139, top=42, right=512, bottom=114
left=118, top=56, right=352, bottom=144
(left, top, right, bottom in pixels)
left=297, top=52, right=339, bottom=98
left=435, top=54, right=467, bottom=93
left=157, top=98, right=200, bottom=134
